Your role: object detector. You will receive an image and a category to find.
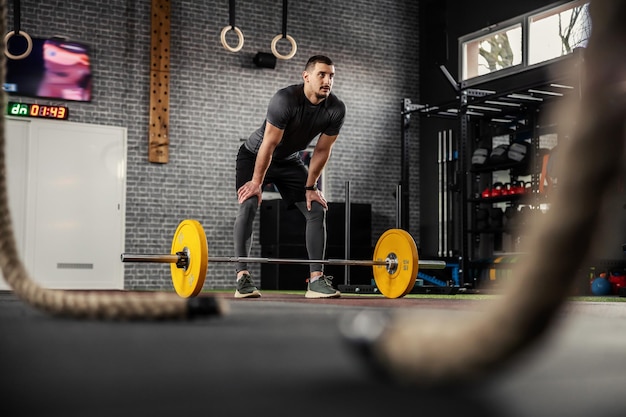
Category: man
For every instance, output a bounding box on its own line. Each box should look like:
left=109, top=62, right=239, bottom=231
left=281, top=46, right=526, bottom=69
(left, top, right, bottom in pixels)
left=233, top=55, right=346, bottom=299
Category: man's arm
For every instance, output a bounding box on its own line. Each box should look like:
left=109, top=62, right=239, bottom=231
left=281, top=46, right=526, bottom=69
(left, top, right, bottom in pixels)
left=305, top=133, right=339, bottom=210
left=237, top=123, right=284, bottom=204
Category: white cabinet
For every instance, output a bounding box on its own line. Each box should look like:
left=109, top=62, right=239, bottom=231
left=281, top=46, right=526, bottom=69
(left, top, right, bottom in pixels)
left=1, top=118, right=126, bottom=290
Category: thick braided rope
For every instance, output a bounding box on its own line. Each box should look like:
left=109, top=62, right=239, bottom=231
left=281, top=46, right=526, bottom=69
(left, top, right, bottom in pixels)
left=0, top=1, right=199, bottom=320
left=373, top=0, right=626, bottom=384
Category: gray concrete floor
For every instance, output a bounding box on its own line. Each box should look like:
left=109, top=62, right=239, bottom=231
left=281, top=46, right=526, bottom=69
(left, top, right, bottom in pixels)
left=1, top=292, right=625, bottom=417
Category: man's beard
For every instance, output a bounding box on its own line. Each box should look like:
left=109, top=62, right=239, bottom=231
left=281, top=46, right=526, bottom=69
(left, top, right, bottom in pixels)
left=315, top=91, right=329, bottom=100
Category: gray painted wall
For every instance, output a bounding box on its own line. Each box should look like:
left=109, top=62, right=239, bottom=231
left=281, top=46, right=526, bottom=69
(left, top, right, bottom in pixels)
left=8, top=0, right=420, bottom=290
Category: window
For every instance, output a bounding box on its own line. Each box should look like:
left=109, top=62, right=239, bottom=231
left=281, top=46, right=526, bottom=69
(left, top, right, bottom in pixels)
left=462, top=24, right=522, bottom=81
left=459, top=1, right=590, bottom=85
left=529, top=1, right=591, bottom=65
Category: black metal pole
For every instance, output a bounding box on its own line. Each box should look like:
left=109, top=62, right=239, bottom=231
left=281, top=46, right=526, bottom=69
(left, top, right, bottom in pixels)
left=459, top=91, right=470, bottom=287
left=401, top=99, right=411, bottom=230
left=344, top=180, right=351, bottom=286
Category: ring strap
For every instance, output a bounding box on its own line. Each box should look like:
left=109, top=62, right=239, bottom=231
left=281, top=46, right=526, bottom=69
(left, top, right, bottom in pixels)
left=281, top=0, right=288, bottom=38
left=13, top=0, right=20, bottom=34
left=229, top=0, right=236, bottom=29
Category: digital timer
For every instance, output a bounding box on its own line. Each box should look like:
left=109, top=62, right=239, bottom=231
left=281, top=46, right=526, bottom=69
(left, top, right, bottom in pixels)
left=7, top=101, right=69, bottom=120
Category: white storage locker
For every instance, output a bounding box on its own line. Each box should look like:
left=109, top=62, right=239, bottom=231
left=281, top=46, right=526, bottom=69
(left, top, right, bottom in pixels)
left=1, top=118, right=126, bottom=290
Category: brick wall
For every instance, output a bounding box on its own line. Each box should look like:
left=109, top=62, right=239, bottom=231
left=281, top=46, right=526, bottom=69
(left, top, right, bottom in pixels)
left=9, top=0, right=420, bottom=290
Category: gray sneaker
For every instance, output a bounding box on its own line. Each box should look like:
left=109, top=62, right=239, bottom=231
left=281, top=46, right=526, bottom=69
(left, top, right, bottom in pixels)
left=234, top=274, right=261, bottom=298
left=305, top=275, right=341, bottom=299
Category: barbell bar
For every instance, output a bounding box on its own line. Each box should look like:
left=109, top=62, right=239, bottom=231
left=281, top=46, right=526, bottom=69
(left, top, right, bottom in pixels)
left=120, top=253, right=447, bottom=270
left=121, top=219, right=447, bottom=299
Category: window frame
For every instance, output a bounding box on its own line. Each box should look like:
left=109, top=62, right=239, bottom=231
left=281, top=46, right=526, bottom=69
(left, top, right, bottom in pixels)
left=458, top=0, right=589, bottom=88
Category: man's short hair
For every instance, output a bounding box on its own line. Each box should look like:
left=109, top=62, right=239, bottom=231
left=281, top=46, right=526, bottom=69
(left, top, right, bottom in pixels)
left=305, top=55, right=334, bottom=71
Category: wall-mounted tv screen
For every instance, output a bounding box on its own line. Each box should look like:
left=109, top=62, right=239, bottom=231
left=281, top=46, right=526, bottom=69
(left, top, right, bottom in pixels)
left=3, top=37, right=92, bottom=102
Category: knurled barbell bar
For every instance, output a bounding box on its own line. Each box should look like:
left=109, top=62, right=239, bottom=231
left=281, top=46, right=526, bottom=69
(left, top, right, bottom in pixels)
left=121, top=219, right=446, bottom=299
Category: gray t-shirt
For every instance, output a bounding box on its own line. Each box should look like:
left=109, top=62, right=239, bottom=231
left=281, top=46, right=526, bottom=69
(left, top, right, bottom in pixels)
left=244, top=84, right=346, bottom=160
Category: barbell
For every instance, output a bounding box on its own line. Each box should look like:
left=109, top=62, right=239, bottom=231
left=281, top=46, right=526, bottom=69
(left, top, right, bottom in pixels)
left=121, top=219, right=446, bottom=299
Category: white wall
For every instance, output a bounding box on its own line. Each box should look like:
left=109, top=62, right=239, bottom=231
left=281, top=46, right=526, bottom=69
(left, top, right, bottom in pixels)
left=1, top=118, right=126, bottom=291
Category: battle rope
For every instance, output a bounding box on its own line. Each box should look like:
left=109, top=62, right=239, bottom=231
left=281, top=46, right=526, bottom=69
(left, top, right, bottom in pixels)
left=271, top=0, right=297, bottom=60
left=0, top=0, right=226, bottom=320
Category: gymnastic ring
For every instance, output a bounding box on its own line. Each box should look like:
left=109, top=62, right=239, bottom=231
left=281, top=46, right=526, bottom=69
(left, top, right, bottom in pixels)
left=220, top=25, right=244, bottom=53
left=271, top=34, right=297, bottom=60
left=4, top=30, right=33, bottom=60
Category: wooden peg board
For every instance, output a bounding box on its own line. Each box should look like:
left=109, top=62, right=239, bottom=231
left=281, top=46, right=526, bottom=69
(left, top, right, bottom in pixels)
left=148, top=0, right=171, bottom=163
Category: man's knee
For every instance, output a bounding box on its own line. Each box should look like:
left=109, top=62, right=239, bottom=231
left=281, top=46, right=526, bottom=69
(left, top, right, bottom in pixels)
left=295, top=201, right=326, bottom=223
left=237, top=198, right=258, bottom=218
left=308, top=202, right=326, bottom=222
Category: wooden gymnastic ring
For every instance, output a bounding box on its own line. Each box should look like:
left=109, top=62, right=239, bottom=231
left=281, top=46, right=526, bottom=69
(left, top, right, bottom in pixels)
left=271, top=34, right=297, bottom=60
left=220, top=25, right=244, bottom=53
left=4, top=30, right=32, bottom=60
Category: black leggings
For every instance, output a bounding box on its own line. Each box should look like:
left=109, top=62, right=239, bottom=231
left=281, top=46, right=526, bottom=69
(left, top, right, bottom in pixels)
left=233, top=199, right=327, bottom=274
left=233, top=145, right=327, bottom=274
